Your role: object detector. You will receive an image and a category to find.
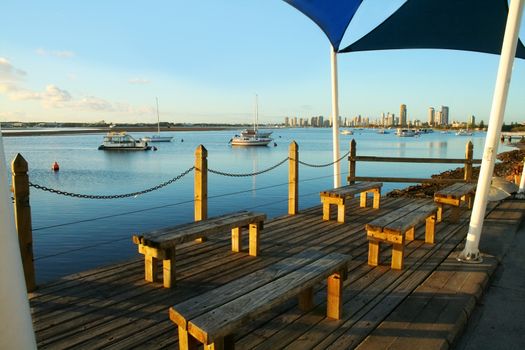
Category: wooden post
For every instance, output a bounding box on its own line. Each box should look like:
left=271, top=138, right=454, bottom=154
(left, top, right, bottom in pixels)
left=348, top=139, right=356, bottom=184
left=464, top=141, right=473, bottom=182
left=288, top=141, right=298, bottom=215
left=326, top=271, right=344, bottom=320
left=11, top=154, right=36, bottom=292
left=195, top=145, right=208, bottom=221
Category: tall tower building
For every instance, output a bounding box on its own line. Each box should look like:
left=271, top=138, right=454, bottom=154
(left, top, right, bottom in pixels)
left=400, top=104, right=407, bottom=126
left=428, top=107, right=435, bottom=126
left=441, top=106, right=449, bottom=126
left=468, top=115, right=476, bottom=127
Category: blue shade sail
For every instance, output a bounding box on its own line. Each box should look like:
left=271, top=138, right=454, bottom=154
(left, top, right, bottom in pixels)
left=283, top=0, right=364, bottom=50
left=340, top=0, right=525, bottom=59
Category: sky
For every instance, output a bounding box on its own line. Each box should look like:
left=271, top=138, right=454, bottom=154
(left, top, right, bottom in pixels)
left=1, top=0, right=525, bottom=125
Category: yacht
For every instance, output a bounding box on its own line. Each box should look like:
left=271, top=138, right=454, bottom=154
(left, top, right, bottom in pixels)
left=395, top=128, right=416, bottom=137
left=456, top=129, right=473, bottom=136
left=98, top=132, right=152, bottom=150
left=231, top=95, right=273, bottom=147
left=341, top=129, right=354, bottom=135
left=142, top=98, right=173, bottom=142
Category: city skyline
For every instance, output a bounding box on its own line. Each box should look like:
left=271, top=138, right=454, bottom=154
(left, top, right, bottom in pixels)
left=1, top=1, right=525, bottom=125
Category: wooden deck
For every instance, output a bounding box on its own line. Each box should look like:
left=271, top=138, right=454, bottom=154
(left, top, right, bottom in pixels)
left=29, top=196, right=524, bottom=349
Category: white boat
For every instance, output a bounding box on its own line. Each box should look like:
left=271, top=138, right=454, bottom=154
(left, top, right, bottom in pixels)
left=341, top=129, right=353, bottom=135
left=231, top=95, right=273, bottom=147
left=142, top=98, right=173, bottom=142
left=456, top=129, right=473, bottom=136
left=98, top=132, right=152, bottom=150
left=395, top=128, right=416, bottom=137
left=376, top=129, right=389, bottom=134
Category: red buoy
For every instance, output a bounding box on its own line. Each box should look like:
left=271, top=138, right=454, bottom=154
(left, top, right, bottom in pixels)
left=52, top=161, right=60, bottom=171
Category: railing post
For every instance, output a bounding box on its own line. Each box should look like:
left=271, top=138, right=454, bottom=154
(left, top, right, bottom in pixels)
left=348, top=139, right=356, bottom=184
left=11, top=154, right=36, bottom=292
left=288, top=141, right=298, bottom=215
left=194, top=145, right=207, bottom=221
left=464, top=141, right=473, bottom=182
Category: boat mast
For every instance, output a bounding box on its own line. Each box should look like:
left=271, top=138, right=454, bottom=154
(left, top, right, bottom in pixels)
left=156, top=97, right=160, bottom=135
left=254, top=94, right=258, bottom=132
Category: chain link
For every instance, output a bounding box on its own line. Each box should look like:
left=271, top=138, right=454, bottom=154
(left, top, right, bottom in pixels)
left=29, top=166, right=195, bottom=199
left=298, top=150, right=351, bottom=168
left=209, top=157, right=289, bottom=177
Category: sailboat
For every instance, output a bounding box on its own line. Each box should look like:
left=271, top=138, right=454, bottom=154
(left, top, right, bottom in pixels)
left=142, top=98, right=173, bottom=142
left=231, top=95, right=273, bottom=146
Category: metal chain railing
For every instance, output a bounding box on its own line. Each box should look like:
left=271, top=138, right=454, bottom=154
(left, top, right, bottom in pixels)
left=298, top=150, right=350, bottom=168
left=29, top=166, right=195, bottom=199
left=208, top=157, right=289, bottom=177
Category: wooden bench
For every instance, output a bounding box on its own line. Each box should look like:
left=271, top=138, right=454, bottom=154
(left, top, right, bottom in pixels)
left=320, top=182, right=383, bottom=223
left=365, top=202, right=438, bottom=270
left=169, top=250, right=351, bottom=350
left=434, top=183, right=476, bottom=223
left=132, top=211, right=266, bottom=288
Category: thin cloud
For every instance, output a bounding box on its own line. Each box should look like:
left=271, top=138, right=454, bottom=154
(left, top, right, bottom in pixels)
left=0, top=57, right=27, bottom=81
left=36, top=48, right=76, bottom=58
left=128, top=78, right=150, bottom=85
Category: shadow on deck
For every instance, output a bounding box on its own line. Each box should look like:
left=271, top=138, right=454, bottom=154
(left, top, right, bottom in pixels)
left=29, top=197, right=525, bottom=349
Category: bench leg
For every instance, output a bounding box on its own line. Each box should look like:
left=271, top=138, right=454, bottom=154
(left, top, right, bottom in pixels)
left=145, top=255, right=159, bottom=283
left=163, top=249, right=176, bottom=288
left=322, top=201, right=331, bottom=221
left=231, top=227, right=241, bottom=253
left=249, top=223, right=260, bottom=257
left=425, top=214, right=436, bottom=244
left=405, top=227, right=415, bottom=242
left=372, top=189, right=381, bottom=209
left=467, top=194, right=474, bottom=209
left=204, top=335, right=234, bottom=350
left=368, top=239, right=380, bottom=266
left=327, top=271, right=344, bottom=320
left=391, top=243, right=404, bottom=270
left=436, top=203, right=443, bottom=223
left=298, top=287, right=314, bottom=311
left=449, top=206, right=461, bottom=223
left=337, top=203, right=346, bottom=223
left=178, top=327, right=199, bottom=350
left=360, top=192, right=367, bottom=208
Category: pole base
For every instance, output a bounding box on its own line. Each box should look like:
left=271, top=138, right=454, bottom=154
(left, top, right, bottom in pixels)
left=514, top=192, right=525, bottom=200
left=457, top=250, right=483, bottom=264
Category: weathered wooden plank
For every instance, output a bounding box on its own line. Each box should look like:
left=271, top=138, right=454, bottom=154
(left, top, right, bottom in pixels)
left=169, top=249, right=327, bottom=329
left=383, top=203, right=437, bottom=234
left=320, top=182, right=382, bottom=198
left=187, top=253, right=351, bottom=344
left=353, top=156, right=481, bottom=164
left=435, top=183, right=476, bottom=198
left=365, top=201, right=427, bottom=231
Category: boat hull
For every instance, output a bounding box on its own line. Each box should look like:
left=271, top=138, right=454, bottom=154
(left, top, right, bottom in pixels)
left=143, top=136, right=173, bottom=142
left=98, top=145, right=152, bottom=151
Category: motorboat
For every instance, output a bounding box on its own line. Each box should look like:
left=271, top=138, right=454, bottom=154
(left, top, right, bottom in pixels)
left=230, top=135, right=273, bottom=146
left=456, top=129, right=473, bottom=136
left=376, top=129, right=389, bottom=134
left=142, top=98, right=173, bottom=142
left=395, top=128, right=416, bottom=137
left=231, top=94, right=273, bottom=147
left=341, top=129, right=353, bottom=135
left=98, top=132, right=152, bottom=150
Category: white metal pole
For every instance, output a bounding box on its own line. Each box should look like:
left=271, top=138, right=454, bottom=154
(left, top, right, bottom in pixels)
left=518, top=158, right=525, bottom=193
left=0, top=127, right=37, bottom=349
left=330, top=45, right=341, bottom=188
left=458, top=0, right=524, bottom=263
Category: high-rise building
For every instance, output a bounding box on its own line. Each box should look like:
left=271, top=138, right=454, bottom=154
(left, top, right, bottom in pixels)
left=284, top=117, right=289, bottom=127
left=468, top=115, right=476, bottom=127
left=441, top=106, right=449, bottom=126
left=436, top=111, right=443, bottom=126
left=400, top=104, right=407, bottom=126
left=428, top=107, right=435, bottom=126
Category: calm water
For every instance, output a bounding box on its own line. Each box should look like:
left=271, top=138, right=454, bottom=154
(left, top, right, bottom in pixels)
left=2, top=128, right=510, bottom=283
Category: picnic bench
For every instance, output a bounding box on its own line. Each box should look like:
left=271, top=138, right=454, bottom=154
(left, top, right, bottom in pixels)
left=320, top=182, right=382, bottom=223
left=132, top=211, right=266, bottom=288
left=169, top=250, right=351, bottom=350
left=365, top=202, right=438, bottom=270
left=434, top=183, right=476, bottom=223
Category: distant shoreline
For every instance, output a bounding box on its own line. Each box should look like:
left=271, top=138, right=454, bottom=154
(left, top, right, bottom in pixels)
left=1, top=126, right=233, bottom=137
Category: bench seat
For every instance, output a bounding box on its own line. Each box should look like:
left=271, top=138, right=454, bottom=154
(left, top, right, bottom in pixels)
left=169, top=250, right=351, bottom=350
left=434, top=183, right=476, bottom=223
left=132, top=211, right=266, bottom=288
left=320, top=182, right=382, bottom=223
left=365, top=202, right=438, bottom=270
